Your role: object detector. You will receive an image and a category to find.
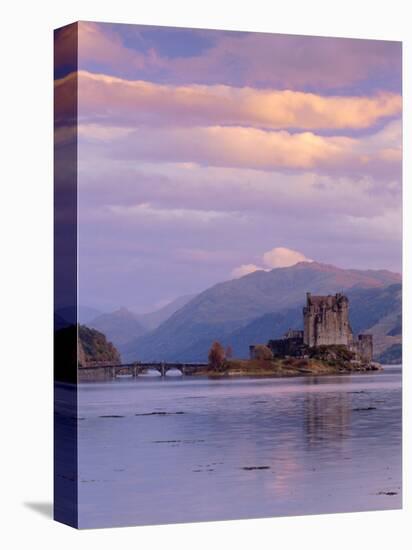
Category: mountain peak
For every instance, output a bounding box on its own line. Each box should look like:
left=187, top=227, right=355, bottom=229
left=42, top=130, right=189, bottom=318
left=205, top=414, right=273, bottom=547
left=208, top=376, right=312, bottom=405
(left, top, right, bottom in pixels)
left=113, top=307, right=137, bottom=318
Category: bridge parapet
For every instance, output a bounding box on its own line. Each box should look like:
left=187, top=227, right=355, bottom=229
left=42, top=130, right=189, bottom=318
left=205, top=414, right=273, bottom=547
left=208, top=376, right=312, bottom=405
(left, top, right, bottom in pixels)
left=78, top=361, right=209, bottom=380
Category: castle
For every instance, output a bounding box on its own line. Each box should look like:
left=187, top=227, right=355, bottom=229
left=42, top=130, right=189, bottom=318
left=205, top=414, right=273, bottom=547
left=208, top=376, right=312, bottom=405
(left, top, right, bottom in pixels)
left=250, top=292, right=373, bottom=362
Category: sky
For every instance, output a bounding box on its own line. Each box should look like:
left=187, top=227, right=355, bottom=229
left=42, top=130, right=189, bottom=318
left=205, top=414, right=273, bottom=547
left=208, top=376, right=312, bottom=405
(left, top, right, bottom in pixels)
left=55, top=22, right=402, bottom=313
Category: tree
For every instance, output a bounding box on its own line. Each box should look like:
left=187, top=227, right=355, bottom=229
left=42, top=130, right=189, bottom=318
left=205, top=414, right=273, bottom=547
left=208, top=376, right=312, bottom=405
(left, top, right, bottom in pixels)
left=253, top=344, right=273, bottom=361
left=208, top=341, right=226, bottom=370
left=225, top=345, right=233, bottom=359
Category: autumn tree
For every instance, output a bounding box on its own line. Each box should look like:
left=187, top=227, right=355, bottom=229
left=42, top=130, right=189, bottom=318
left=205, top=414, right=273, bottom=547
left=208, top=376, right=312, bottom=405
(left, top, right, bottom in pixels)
left=225, top=345, right=233, bottom=359
left=253, top=344, right=273, bottom=361
left=208, top=341, right=226, bottom=370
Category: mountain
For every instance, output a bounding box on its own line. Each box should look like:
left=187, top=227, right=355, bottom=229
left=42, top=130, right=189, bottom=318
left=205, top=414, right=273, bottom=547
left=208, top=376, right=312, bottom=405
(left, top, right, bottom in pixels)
left=377, top=344, right=402, bottom=364
left=89, top=307, right=147, bottom=354
left=346, top=283, right=402, bottom=362
left=221, top=309, right=302, bottom=358
left=346, top=284, right=402, bottom=334
left=87, top=296, right=196, bottom=358
left=136, top=294, right=196, bottom=330
left=220, top=283, right=402, bottom=360
left=55, top=306, right=103, bottom=325
left=122, top=261, right=401, bottom=362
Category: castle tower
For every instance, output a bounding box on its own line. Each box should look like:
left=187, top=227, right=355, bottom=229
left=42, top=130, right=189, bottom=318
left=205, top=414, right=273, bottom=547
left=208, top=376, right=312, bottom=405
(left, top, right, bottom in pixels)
left=303, top=292, right=353, bottom=347
left=356, top=334, right=373, bottom=362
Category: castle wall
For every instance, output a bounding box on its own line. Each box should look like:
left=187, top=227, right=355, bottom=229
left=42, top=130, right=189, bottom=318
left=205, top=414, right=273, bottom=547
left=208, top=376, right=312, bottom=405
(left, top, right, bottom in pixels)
left=303, top=306, right=314, bottom=347
left=351, top=334, right=373, bottom=362
left=250, top=292, right=373, bottom=364
left=303, top=293, right=353, bottom=347
left=267, top=336, right=306, bottom=358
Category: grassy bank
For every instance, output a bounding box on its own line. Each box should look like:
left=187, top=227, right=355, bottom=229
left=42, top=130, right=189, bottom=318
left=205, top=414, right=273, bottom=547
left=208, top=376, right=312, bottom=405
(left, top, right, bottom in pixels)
left=193, top=357, right=382, bottom=378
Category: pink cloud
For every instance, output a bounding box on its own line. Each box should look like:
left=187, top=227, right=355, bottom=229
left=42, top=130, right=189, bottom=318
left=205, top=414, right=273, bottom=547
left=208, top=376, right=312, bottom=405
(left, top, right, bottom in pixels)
left=231, top=264, right=263, bottom=278
left=78, top=120, right=401, bottom=178
left=263, top=247, right=313, bottom=268
left=231, top=247, right=312, bottom=278
left=70, top=70, right=402, bottom=130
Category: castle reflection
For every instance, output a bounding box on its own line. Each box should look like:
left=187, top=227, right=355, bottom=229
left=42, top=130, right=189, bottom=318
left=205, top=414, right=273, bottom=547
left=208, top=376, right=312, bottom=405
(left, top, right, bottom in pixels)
left=303, top=377, right=352, bottom=448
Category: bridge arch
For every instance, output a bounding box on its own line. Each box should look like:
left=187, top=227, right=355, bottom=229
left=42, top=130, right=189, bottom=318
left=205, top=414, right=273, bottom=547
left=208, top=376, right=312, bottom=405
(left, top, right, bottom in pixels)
left=78, top=361, right=209, bottom=380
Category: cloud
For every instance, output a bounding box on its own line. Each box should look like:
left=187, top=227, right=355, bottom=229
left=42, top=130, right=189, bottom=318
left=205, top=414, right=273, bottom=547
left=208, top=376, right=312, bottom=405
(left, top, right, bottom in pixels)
left=104, top=202, right=241, bottom=226
left=69, top=23, right=402, bottom=312
left=167, top=32, right=401, bottom=91
left=78, top=119, right=401, bottom=179
left=75, top=22, right=401, bottom=92
left=231, top=264, right=263, bottom=278
left=77, top=22, right=150, bottom=71
left=71, top=70, right=402, bottom=130
left=78, top=156, right=401, bottom=226
left=263, top=247, right=313, bottom=268
left=231, top=247, right=312, bottom=278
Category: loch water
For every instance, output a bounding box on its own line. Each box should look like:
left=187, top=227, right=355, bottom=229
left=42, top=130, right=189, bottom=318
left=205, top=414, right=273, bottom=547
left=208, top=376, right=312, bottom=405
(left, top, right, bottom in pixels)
left=75, top=366, right=402, bottom=528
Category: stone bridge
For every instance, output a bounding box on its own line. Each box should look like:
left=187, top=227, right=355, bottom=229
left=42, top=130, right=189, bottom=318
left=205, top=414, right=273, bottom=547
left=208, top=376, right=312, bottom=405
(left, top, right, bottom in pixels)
left=78, top=361, right=209, bottom=379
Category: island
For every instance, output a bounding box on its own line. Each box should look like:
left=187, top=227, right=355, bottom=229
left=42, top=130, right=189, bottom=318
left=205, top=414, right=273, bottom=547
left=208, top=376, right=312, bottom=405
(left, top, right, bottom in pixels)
left=194, top=342, right=381, bottom=378
left=196, top=292, right=381, bottom=377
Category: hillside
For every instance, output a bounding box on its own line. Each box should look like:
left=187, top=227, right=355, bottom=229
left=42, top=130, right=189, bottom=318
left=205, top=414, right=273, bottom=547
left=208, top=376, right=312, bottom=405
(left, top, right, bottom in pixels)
left=88, top=296, right=196, bottom=358
left=122, top=262, right=401, bottom=362
left=377, top=344, right=402, bottom=364
left=347, top=284, right=402, bottom=362
left=221, top=309, right=302, bottom=358
left=137, top=294, right=195, bottom=330
left=78, top=325, right=121, bottom=366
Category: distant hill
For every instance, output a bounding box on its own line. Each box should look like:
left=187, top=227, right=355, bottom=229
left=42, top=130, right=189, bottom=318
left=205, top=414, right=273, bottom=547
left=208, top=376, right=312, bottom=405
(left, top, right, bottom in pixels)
left=89, top=307, right=147, bottom=353
left=87, top=296, right=196, bottom=359
left=136, top=294, right=196, bottom=330
left=221, top=309, right=302, bottom=358
left=346, top=284, right=402, bottom=334
left=122, top=261, right=401, bottom=362
left=346, top=284, right=402, bottom=361
left=55, top=306, right=103, bottom=325
left=377, top=344, right=402, bottom=364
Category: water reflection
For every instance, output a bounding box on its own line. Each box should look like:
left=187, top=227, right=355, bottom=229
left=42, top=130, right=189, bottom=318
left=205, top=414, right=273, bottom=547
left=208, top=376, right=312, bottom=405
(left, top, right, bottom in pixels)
left=77, top=370, right=401, bottom=528
left=303, top=377, right=352, bottom=448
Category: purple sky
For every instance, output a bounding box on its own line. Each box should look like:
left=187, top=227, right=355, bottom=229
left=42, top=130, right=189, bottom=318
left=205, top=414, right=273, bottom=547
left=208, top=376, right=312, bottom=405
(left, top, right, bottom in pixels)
left=57, top=22, right=402, bottom=313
